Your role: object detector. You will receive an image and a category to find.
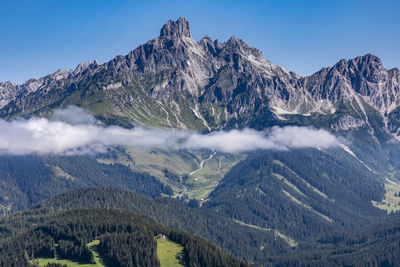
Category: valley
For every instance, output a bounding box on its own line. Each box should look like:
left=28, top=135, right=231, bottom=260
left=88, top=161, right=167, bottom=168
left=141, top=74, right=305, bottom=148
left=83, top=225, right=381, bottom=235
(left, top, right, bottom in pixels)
left=96, top=146, right=244, bottom=200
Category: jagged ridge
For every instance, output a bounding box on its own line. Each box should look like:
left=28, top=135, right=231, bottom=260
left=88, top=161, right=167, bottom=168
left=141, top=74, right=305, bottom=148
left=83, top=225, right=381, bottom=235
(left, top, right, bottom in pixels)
left=0, top=17, right=399, bottom=138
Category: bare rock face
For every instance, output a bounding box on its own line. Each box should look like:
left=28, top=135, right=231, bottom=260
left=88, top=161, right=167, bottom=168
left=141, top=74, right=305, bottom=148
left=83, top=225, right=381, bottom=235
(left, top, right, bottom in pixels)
left=304, top=54, right=400, bottom=114
left=160, top=17, right=191, bottom=38
left=0, top=61, right=102, bottom=113
left=0, top=82, right=17, bottom=108
left=332, top=115, right=366, bottom=131
left=0, top=17, right=399, bottom=136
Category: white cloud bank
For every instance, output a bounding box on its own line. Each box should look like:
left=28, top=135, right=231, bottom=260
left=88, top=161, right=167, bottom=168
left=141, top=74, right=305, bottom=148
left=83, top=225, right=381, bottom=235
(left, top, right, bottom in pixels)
left=186, top=127, right=338, bottom=153
left=0, top=107, right=339, bottom=155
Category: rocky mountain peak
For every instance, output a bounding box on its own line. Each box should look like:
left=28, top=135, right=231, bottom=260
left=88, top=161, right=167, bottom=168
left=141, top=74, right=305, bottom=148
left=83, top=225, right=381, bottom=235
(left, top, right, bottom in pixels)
left=73, top=60, right=100, bottom=75
left=160, top=17, right=191, bottom=39
left=352, top=53, right=383, bottom=68
left=0, top=17, right=399, bottom=139
left=330, top=54, right=383, bottom=76
left=223, top=36, right=265, bottom=60
left=74, top=61, right=92, bottom=72
left=198, top=36, right=222, bottom=56
left=0, top=81, right=14, bottom=87
left=225, top=36, right=248, bottom=51
left=331, top=54, right=383, bottom=72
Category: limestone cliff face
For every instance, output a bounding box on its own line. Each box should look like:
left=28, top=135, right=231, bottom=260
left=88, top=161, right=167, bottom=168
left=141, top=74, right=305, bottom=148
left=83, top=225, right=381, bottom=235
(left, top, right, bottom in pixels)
left=0, top=17, right=399, bottom=137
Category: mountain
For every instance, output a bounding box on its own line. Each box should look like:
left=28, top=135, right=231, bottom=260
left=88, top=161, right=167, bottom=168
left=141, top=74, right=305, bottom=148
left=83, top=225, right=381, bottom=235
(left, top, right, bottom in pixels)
left=1, top=17, right=399, bottom=176
left=0, top=17, right=399, bottom=200
left=202, top=149, right=386, bottom=241
left=1, top=17, right=400, bottom=266
left=1, top=17, right=399, bottom=136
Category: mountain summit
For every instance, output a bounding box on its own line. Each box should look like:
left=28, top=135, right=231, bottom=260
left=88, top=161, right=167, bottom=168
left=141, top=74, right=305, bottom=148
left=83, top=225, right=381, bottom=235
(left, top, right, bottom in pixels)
left=160, top=17, right=191, bottom=38
left=0, top=17, right=399, bottom=140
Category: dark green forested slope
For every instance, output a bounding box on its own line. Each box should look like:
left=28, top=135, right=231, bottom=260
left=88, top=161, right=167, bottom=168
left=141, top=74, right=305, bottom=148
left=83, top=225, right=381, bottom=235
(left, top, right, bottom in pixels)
left=0, top=155, right=172, bottom=213
left=2, top=186, right=400, bottom=266
left=0, top=208, right=250, bottom=267
left=203, top=148, right=386, bottom=242
left=272, top=214, right=400, bottom=266
left=3, top=186, right=290, bottom=264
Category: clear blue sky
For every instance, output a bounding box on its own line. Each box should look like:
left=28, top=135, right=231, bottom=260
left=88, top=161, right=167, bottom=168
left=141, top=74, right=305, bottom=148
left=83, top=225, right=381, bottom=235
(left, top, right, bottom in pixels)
left=1, top=0, right=399, bottom=84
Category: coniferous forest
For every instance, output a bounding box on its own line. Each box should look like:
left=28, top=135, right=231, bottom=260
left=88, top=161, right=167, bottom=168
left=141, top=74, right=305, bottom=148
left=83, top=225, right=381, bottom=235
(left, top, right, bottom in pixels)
left=0, top=208, right=249, bottom=267
left=1, top=185, right=400, bottom=266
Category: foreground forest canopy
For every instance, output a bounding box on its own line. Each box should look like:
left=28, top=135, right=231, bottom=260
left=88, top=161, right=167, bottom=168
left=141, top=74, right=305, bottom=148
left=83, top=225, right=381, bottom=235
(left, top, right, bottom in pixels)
left=0, top=187, right=399, bottom=266
left=0, top=207, right=249, bottom=267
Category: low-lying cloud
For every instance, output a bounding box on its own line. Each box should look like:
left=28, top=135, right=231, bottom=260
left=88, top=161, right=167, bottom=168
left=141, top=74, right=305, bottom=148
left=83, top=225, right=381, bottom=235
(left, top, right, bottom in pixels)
left=186, top=127, right=338, bottom=153
left=0, top=106, right=339, bottom=155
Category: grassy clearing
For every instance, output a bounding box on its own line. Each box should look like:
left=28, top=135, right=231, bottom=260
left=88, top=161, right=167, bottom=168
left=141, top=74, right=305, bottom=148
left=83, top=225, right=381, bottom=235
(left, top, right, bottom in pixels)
left=156, top=238, right=184, bottom=267
left=87, top=240, right=105, bottom=266
left=233, top=219, right=298, bottom=247
left=33, top=258, right=99, bottom=267
left=282, top=190, right=333, bottom=223
left=187, top=184, right=216, bottom=200
left=52, top=166, right=75, bottom=181
left=185, top=153, right=244, bottom=200
left=273, top=160, right=328, bottom=199
left=32, top=240, right=105, bottom=267
left=127, top=147, right=199, bottom=176
left=273, top=173, right=307, bottom=198
left=97, top=146, right=244, bottom=199
left=372, top=180, right=400, bottom=213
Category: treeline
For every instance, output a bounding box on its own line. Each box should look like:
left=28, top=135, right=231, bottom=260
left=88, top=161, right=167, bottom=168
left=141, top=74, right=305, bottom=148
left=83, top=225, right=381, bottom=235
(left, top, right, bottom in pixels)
left=0, top=208, right=250, bottom=267
left=99, top=233, right=158, bottom=267
left=169, top=230, right=249, bottom=267
left=57, top=239, right=94, bottom=263
left=44, top=264, right=67, bottom=267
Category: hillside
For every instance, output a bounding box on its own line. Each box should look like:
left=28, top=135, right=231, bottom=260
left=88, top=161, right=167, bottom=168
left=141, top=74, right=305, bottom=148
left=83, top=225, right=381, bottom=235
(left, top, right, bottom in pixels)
left=0, top=154, right=172, bottom=214
left=0, top=208, right=250, bottom=267
left=203, top=148, right=386, bottom=242
left=25, top=186, right=291, bottom=264
left=1, top=187, right=400, bottom=266
left=272, top=214, right=400, bottom=266
left=0, top=17, right=399, bottom=202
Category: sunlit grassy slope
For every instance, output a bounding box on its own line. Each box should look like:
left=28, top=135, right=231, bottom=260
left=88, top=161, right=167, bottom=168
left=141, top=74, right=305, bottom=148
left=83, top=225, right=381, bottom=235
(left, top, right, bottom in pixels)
left=32, top=240, right=105, bottom=267
left=372, top=180, right=400, bottom=213
left=96, top=146, right=245, bottom=200
left=156, top=238, right=184, bottom=267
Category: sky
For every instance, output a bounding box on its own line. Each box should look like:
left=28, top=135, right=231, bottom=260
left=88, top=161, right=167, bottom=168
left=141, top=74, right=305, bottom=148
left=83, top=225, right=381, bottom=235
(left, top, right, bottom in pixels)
left=0, top=0, right=399, bottom=84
